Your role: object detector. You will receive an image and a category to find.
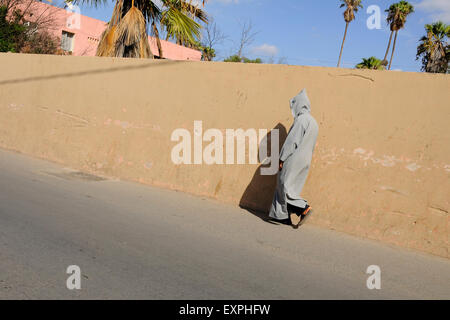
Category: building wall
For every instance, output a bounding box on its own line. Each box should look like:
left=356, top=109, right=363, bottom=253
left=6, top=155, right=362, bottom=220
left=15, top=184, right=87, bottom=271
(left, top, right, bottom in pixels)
left=0, top=53, right=449, bottom=258
left=16, top=1, right=202, bottom=60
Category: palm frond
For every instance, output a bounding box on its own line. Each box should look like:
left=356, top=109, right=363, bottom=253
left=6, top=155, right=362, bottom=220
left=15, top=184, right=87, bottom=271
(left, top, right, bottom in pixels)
left=114, top=6, right=152, bottom=58
left=116, top=6, right=146, bottom=46
left=356, top=56, right=384, bottom=70
left=89, top=0, right=208, bottom=58
left=96, top=24, right=117, bottom=56
left=178, top=0, right=208, bottom=23
left=138, top=0, right=162, bottom=24
left=416, top=21, right=449, bottom=73
left=162, top=5, right=201, bottom=44
left=386, top=1, right=414, bottom=31
left=340, top=0, right=363, bottom=23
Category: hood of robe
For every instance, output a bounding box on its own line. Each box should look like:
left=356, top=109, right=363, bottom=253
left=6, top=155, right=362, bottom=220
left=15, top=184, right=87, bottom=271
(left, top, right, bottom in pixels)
left=289, top=89, right=311, bottom=118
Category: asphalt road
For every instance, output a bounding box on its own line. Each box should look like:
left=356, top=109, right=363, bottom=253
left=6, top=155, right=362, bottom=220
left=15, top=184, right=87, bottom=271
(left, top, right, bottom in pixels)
left=0, top=148, right=449, bottom=299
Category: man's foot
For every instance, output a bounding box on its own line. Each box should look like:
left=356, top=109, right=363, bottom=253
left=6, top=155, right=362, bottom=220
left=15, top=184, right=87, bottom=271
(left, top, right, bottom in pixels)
left=290, top=213, right=301, bottom=229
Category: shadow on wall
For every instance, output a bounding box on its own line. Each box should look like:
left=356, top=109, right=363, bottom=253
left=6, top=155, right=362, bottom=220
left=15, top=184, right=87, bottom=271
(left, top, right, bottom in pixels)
left=239, top=123, right=287, bottom=221
left=0, top=59, right=181, bottom=86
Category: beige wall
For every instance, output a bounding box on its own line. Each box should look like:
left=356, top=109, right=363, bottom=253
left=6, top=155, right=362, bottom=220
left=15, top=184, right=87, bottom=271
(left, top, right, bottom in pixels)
left=1, top=53, right=448, bottom=258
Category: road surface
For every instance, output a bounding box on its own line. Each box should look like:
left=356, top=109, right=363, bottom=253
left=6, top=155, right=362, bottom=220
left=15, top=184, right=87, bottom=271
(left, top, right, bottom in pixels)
left=0, top=148, right=449, bottom=299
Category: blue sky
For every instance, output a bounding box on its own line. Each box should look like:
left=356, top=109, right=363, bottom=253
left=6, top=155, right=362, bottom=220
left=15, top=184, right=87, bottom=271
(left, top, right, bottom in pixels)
left=70, top=0, right=450, bottom=72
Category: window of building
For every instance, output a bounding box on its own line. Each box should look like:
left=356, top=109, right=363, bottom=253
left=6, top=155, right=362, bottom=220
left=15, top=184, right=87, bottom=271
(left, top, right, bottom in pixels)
left=61, top=31, right=75, bottom=52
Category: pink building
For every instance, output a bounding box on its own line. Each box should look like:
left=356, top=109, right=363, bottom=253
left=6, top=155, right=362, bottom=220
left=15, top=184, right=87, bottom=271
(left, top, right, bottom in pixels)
left=18, top=0, right=202, bottom=60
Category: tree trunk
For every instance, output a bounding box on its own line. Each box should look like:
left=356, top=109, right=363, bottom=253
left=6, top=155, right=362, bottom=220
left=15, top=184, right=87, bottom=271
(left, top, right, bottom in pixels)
left=152, top=21, right=163, bottom=58
left=337, top=22, right=349, bottom=68
left=388, top=30, right=398, bottom=70
left=383, top=30, right=394, bottom=64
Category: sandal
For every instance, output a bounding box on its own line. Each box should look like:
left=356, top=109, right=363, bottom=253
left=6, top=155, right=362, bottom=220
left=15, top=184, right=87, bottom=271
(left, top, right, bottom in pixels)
left=299, top=206, right=313, bottom=226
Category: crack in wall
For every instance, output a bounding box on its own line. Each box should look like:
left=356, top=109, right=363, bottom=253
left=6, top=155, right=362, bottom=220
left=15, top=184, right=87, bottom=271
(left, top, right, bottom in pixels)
left=328, top=72, right=375, bottom=82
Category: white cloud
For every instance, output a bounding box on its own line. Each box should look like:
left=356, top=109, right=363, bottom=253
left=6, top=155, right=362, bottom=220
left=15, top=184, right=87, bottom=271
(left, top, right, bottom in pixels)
left=416, top=0, right=450, bottom=23
left=251, top=44, right=279, bottom=57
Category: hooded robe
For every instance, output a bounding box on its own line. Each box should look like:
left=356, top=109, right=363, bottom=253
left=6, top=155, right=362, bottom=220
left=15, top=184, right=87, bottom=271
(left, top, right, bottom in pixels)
left=269, top=89, right=319, bottom=220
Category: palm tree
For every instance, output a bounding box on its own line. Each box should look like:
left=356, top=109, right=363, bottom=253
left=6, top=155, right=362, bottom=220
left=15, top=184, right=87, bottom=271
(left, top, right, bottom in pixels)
left=337, top=0, right=363, bottom=68
left=382, top=1, right=414, bottom=70
left=356, top=56, right=385, bottom=70
left=153, top=0, right=208, bottom=58
left=162, top=0, right=208, bottom=47
left=416, top=21, right=449, bottom=73
left=72, top=0, right=208, bottom=58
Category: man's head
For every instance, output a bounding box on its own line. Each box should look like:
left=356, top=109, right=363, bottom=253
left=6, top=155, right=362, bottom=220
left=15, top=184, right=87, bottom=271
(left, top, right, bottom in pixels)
left=290, top=89, right=311, bottom=118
